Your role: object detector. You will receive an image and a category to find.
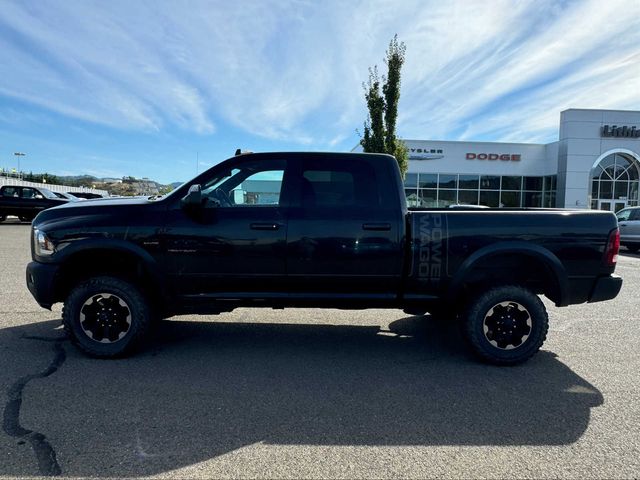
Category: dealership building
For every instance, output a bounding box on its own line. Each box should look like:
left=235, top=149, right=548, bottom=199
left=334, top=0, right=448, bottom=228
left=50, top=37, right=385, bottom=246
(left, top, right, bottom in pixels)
left=396, top=108, right=640, bottom=212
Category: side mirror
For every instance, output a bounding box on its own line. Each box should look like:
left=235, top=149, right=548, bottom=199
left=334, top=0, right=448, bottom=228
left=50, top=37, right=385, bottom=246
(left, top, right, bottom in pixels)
left=181, top=184, right=203, bottom=208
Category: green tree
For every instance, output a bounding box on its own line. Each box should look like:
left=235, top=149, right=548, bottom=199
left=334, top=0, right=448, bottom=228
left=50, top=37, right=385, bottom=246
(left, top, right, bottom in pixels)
left=360, top=35, right=408, bottom=177
left=158, top=184, right=174, bottom=195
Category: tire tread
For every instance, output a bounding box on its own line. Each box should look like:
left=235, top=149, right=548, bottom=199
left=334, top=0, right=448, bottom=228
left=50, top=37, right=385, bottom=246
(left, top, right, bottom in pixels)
left=62, top=276, right=152, bottom=358
left=462, top=285, right=548, bottom=365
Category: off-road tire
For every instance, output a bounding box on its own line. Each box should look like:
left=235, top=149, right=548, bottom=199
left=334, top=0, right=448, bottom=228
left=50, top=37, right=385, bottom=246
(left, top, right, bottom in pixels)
left=63, top=276, right=152, bottom=358
left=462, top=285, right=548, bottom=365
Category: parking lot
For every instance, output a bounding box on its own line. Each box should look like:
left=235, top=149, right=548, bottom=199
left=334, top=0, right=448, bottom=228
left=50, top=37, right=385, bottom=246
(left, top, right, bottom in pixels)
left=0, top=218, right=638, bottom=479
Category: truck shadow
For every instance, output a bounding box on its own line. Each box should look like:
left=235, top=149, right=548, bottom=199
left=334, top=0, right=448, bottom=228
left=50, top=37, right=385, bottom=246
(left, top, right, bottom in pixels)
left=2, top=314, right=603, bottom=477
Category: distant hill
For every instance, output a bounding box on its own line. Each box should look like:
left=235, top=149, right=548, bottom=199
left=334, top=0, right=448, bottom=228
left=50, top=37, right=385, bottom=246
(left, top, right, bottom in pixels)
left=20, top=172, right=175, bottom=196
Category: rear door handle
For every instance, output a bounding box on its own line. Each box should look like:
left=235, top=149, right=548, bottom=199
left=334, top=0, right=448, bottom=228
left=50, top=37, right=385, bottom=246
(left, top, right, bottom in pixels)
left=250, top=223, right=282, bottom=231
left=362, top=222, right=391, bottom=231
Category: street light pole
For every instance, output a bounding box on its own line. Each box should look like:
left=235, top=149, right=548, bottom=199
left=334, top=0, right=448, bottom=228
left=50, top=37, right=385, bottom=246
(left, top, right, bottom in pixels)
left=14, top=152, right=26, bottom=179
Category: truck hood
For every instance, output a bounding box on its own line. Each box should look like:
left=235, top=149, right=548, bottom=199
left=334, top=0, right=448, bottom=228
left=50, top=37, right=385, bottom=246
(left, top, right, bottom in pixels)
left=48, top=196, right=152, bottom=209
left=33, top=196, right=161, bottom=229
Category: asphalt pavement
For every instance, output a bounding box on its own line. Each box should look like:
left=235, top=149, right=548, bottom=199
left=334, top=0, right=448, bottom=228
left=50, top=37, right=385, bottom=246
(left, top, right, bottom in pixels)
left=0, top=218, right=638, bottom=478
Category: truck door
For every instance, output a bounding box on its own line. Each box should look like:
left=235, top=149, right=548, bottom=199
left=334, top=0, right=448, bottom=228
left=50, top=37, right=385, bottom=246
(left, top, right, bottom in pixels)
left=285, top=155, right=404, bottom=296
left=162, top=157, right=291, bottom=297
left=0, top=186, right=21, bottom=217
left=20, top=187, right=49, bottom=218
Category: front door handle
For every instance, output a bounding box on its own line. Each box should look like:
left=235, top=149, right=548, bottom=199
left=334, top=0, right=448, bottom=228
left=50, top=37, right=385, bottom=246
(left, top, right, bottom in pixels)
left=362, top=222, right=391, bottom=231
left=250, top=222, right=282, bottom=231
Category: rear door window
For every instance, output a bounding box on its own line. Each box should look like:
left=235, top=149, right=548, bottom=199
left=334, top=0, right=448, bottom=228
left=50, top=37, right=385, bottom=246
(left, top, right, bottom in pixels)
left=298, top=158, right=380, bottom=208
left=1, top=187, right=20, bottom=197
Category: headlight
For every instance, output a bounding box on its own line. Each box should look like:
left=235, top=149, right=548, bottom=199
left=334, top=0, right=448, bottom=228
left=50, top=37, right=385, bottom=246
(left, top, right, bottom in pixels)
left=33, top=228, right=55, bottom=256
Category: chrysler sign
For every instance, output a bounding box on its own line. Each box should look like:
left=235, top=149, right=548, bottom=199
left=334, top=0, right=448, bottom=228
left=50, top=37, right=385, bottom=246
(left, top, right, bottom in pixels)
left=466, top=153, right=521, bottom=161
left=408, top=148, right=444, bottom=160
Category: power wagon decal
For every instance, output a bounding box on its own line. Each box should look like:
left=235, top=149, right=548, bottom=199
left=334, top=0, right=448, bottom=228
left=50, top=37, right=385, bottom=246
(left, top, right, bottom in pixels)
left=413, top=213, right=446, bottom=289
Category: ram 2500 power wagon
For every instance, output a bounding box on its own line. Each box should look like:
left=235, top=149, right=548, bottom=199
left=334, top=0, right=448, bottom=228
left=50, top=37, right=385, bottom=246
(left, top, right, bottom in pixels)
left=26, top=152, right=622, bottom=364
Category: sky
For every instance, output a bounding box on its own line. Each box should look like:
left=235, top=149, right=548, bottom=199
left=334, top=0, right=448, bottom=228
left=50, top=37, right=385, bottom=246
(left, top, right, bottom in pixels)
left=0, top=0, right=639, bottom=184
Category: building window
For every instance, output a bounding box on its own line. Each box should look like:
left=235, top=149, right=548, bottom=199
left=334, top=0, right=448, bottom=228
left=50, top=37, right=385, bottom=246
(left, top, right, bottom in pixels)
left=404, top=172, right=555, bottom=208
left=438, top=174, right=457, bottom=189
left=500, top=191, right=521, bottom=207
left=418, top=189, right=437, bottom=207
left=459, top=175, right=479, bottom=189
left=524, top=177, right=543, bottom=190
left=458, top=190, right=479, bottom=204
left=405, top=173, right=418, bottom=189
left=480, top=176, right=500, bottom=190
left=418, top=174, right=438, bottom=189
left=480, top=191, right=499, bottom=207
left=501, top=176, right=522, bottom=191
left=590, top=153, right=640, bottom=211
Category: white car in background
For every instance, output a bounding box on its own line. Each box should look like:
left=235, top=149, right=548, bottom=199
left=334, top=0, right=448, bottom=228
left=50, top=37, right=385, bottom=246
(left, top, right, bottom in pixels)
left=616, top=207, right=640, bottom=252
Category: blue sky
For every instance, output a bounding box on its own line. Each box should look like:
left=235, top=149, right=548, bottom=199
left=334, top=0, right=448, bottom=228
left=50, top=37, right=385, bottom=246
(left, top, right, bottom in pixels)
left=0, top=0, right=639, bottom=184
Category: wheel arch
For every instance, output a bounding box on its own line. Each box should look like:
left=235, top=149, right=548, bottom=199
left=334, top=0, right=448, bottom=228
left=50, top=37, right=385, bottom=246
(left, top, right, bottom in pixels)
left=446, top=241, right=569, bottom=306
left=53, top=239, right=166, bottom=311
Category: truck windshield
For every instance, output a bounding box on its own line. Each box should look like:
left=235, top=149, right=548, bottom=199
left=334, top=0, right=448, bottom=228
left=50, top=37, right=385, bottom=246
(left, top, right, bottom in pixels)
left=38, top=188, right=62, bottom=200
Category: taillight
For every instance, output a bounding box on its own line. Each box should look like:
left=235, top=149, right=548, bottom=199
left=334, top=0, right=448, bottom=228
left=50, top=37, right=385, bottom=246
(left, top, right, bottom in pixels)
left=604, top=228, right=620, bottom=267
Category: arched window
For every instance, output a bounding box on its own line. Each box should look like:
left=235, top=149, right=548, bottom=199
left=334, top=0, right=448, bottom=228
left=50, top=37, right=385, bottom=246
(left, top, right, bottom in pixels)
left=591, top=153, right=640, bottom=210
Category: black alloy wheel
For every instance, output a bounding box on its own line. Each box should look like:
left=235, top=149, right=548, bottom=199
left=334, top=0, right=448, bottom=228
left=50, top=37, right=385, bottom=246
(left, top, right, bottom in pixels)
left=462, top=285, right=548, bottom=365
left=63, top=276, right=152, bottom=358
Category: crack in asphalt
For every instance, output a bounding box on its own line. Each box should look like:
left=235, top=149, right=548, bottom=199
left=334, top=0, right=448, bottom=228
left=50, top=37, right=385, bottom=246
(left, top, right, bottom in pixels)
left=3, top=336, right=66, bottom=476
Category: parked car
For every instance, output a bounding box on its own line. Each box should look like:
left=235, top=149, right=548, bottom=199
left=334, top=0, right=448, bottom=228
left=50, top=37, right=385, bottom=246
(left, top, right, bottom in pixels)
left=68, top=192, right=104, bottom=199
left=616, top=206, right=640, bottom=252
left=26, top=152, right=622, bottom=364
left=0, top=185, right=69, bottom=222
left=53, top=191, right=81, bottom=201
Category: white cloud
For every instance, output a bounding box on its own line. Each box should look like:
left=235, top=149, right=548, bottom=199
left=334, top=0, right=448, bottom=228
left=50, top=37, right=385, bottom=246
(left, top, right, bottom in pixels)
left=395, top=0, right=640, bottom=142
left=0, top=0, right=638, bottom=146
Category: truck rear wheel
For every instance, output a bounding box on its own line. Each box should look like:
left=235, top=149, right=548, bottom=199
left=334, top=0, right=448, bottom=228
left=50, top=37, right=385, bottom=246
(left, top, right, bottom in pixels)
left=63, top=276, right=152, bottom=358
left=462, top=285, right=548, bottom=365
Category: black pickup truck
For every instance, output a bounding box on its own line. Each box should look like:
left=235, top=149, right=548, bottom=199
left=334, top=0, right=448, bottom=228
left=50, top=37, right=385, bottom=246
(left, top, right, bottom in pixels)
left=0, top=185, right=69, bottom=222
left=25, top=152, right=622, bottom=364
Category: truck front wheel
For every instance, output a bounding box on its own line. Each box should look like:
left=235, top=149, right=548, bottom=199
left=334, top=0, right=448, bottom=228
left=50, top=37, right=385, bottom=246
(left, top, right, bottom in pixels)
left=462, top=285, right=548, bottom=365
left=62, top=276, right=152, bottom=358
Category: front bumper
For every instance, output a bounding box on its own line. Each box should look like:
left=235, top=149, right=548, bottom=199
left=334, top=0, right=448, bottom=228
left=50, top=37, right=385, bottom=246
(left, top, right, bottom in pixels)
left=26, top=261, right=59, bottom=309
left=588, top=274, right=623, bottom=303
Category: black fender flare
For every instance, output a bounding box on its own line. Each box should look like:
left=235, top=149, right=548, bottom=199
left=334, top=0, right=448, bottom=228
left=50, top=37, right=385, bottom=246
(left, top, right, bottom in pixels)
left=446, top=241, right=569, bottom=306
left=54, top=238, right=166, bottom=297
